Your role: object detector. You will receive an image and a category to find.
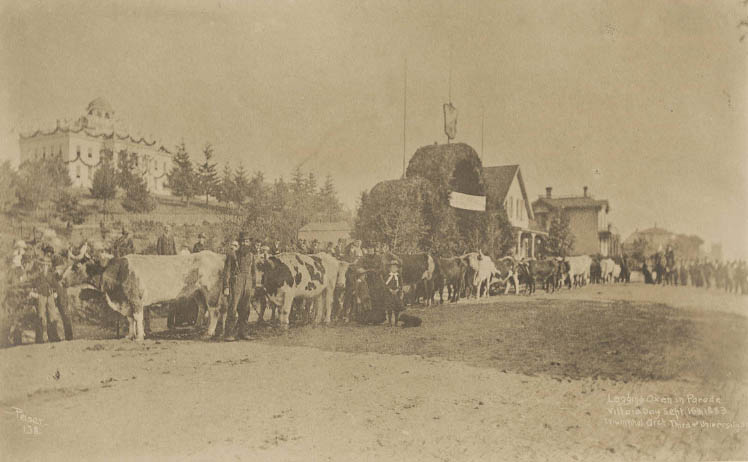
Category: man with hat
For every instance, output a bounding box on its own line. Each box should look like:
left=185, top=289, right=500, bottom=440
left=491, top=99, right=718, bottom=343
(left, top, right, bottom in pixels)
left=222, top=231, right=256, bottom=341
left=28, top=256, right=63, bottom=343
left=192, top=233, right=208, bottom=253
left=113, top=227, right=134, bottom=258
left=157, top=224, right=177, bottom=255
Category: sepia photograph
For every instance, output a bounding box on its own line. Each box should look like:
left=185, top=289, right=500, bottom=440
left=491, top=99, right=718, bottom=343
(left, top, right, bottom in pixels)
left=0, top=0, right=746, bottom=460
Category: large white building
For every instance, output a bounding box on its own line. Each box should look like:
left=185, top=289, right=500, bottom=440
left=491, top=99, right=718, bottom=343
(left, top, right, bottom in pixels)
left=18, top=98, right=172, bottom=193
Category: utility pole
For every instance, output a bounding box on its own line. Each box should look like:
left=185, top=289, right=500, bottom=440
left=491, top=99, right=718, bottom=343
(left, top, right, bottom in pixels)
left=481, top=105, right=485, bottom=162
left=402, top=57, right=408, bottom=178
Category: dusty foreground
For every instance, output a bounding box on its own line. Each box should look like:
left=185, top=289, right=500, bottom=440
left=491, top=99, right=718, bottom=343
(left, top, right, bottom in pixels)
left=1, top=284, right=747, bottom=461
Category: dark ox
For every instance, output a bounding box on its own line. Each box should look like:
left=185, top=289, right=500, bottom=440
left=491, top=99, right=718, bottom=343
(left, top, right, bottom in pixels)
left=433, top=256, right=466, bottom=303
left=522, top=258, right=560, bottom=294
left=358, top=252, right=436, bottom=306
left=97, top=251, right=225, bottom=341
left=344, top=266, right=405, bottom=325
left=256, top=252, right=341, bottom=329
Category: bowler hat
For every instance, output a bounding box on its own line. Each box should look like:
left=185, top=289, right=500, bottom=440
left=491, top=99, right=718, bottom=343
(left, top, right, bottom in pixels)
left=239, top=232, right=249, bottom=241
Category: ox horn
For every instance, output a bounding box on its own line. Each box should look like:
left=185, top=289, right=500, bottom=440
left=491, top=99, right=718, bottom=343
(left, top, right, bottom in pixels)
left=104, top=292, right=119, bottom=312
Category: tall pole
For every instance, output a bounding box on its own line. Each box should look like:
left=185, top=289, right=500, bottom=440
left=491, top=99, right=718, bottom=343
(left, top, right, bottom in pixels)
left=481, top=105, right=485, bottom=162
left=448, top=46, right=453, bottom=104
left=402, top=57, right=408, bottom=178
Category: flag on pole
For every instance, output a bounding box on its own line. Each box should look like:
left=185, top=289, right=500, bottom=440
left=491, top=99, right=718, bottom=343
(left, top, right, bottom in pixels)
left=449, top=191, right=486, bottom=211
left=443, top=103, right=457, bottom=140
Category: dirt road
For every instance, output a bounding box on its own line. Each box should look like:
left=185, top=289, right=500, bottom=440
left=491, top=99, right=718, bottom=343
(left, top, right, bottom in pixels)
left=1, top=284, right=746, bottom=461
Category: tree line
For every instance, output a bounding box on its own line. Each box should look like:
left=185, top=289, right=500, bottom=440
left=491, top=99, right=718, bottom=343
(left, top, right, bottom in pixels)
left=0, top=143, right=347, bottom=243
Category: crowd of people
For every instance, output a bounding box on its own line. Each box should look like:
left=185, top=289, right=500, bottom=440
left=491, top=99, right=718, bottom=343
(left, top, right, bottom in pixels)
left=640, top=245, right=747, bottom=293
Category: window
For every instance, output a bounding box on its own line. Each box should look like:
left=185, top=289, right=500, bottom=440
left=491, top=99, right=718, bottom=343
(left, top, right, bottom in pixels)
left=42, top=147, right=46, bottom=159
left=75, top=165, right=81, bottom=178
left=88, top=148, right=92, bottom=159
left=58, top=146, right=62, bottom=156
left=508, top=196, right=513, bottom=218
left=76, top=146, right=81, bottom=157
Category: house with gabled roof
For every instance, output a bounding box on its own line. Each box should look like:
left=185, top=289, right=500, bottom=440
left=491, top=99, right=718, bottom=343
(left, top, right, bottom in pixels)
left=482, top=164, right=547, bottom=258
left=532, top=186, right=620, bottom=256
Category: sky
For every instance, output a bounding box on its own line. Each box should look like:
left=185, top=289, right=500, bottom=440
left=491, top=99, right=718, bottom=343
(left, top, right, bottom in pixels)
left=1, top=0, right=746, bottom=257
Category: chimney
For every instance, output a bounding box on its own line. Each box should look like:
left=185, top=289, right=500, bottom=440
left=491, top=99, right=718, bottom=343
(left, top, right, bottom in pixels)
left=583, top=186, right=588, bottom=197
left=545, top=187, right=552, bottom=198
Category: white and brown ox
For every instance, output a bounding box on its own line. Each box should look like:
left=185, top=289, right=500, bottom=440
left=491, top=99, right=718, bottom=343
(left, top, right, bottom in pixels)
left=462, top=252, right=503, bottom=298
left=98, top=251, right=225, bottom=341
left=256, top=252, right=342, bottom=329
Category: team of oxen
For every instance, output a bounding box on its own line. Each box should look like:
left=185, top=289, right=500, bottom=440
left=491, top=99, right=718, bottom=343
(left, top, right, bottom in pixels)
left=62, top=248, right=627, bottom=341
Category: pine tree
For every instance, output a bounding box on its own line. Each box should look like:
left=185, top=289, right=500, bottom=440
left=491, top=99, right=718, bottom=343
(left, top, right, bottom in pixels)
left=217, top=163, right=234, bottom=207
left=121, top=173, right=156, bottom=213
left=233, top=163, right=249, bottom=206
left=116, top=149, right=137, bottom=191
left=291, top=166, right=305, bottom=195
left=90, top=159, right=118, bottom=213
left=197, top=143, right=219, bottom=204
left=319, top=174, right=342, bottom=222
left=306, top=172, right=318, bottom=195
left=166, top=141, right=197, bottom=204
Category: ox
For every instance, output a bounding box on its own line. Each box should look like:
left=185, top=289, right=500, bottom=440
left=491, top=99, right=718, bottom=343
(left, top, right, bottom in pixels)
left=463, top=252, right=499, bottom=299
left=358, top=252, right=436, bottom=306
left=492, top=256, right=520, bottom=295
left=433, top=256, right=466, bottom=303
left=565, top=255, right=592, bottom=288
left=256, top=252, right=341, bottom=329
left=523, top=258, right=560, bottom=294
left=98, top=251, right=225, bottom=341
left=600, top=258, right=616, bottom=284
left=612, top=264, right=622, bottom=283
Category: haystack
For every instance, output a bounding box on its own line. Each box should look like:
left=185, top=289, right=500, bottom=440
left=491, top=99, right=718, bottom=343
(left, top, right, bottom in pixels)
left=405, top=142, right=485, bottom=201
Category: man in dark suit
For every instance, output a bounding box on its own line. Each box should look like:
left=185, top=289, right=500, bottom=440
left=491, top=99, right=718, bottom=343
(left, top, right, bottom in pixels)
left=156, top=225, right=177, bottom=255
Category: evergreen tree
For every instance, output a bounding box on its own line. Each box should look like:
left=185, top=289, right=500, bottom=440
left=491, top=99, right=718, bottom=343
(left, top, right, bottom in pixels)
left=55, top=190, right=88, bottom=224
left=545, top=210, right=575, bottom=257
left=116, top=149, right=137, bottom=190
left=291, top=166, right=305, bottom=195
left=90, top=158, right=118, bottom=213
left=166, top=141, right=197, bottom=204
left=216, top=163, right=234, bottom=207
left=121, top=173, right=157, bottom=213
left=197, top=143, right=219, bottom=204
left=14, top=156, right=71, bottom=214
left=319, top=174, right=342, bottom=222
left=233, top=163, right=249, bottom=206
left=0, top=161, right=18, bottom=212
left=306, top=172, right=318, bottom=195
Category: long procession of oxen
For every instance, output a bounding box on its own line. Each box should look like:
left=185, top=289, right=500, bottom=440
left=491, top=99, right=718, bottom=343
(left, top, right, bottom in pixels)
left=5, top=232, right=748, bottom=344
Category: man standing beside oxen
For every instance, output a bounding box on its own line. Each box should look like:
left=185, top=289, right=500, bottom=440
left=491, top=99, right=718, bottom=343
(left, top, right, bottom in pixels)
left=157, top=225, right=177, bottom=255
left=222, top=232, right=256, bottom=341
left=192, top=233, right=208, bottom=253
left=28, top=256, right=64, bottom=343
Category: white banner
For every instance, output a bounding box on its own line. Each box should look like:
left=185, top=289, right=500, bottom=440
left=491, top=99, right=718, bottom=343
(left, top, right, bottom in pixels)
left=449, top=191, right=486, bottom=211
